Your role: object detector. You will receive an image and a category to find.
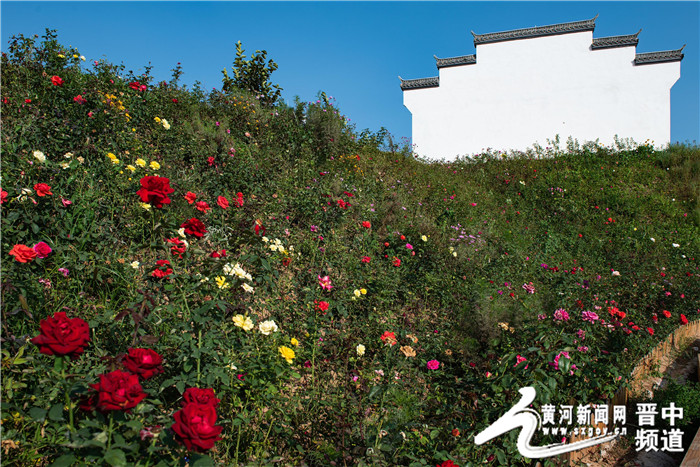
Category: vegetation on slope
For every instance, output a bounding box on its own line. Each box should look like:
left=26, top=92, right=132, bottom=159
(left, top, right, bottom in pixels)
left=1, top=30, right=698, bottom=466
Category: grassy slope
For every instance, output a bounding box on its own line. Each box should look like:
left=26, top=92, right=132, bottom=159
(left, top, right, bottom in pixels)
left=1, top=32, right=699, bottom=465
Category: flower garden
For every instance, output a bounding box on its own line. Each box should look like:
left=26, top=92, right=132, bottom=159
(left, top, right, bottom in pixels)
left=1, top=30, right=699, bottom=466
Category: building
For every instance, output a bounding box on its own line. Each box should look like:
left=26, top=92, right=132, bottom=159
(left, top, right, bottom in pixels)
left=400, top=16, right=685, bottom=160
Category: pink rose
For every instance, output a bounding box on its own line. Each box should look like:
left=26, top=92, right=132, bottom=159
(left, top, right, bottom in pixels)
left=33, top=241, right=52, bottom=259
left=427, top=360, right=440, bottom=370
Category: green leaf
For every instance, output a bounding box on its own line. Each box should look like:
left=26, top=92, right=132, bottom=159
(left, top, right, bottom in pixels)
left=49, top=454, right=78, bottom=467
left=29, top=406, right=47, bottom=421
left=48, top=403, right=64, bottom=421
left=190, top=454, right=215, bottom=466
left=496, top=449, right=507, bottom=465
left=104, top=448, right=127, bottom=466
left=368, top=385, right=382, bottom=400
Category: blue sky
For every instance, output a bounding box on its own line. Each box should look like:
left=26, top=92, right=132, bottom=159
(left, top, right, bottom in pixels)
left=2, top=1, right=698, bottom=146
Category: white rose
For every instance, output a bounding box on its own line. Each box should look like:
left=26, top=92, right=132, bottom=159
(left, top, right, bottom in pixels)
left=258, top=320, right=279, bottom=335
left=33, top=150, right=46, bottom=162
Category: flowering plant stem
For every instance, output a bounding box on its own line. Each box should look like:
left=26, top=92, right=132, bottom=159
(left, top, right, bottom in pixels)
left=106, top=412, right=115, bottom=451
left=55, top=356, right=75, bottom=432
left=196, top=329, right=202, bottom=384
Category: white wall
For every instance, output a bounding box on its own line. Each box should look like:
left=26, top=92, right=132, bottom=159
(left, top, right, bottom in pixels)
left=403, top=31, right=681, bottom=160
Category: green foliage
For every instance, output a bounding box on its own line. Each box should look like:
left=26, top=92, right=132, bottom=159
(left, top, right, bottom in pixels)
left=1, top=31, right=699, bottom=466
left=221, top=40, right=282, bottom=106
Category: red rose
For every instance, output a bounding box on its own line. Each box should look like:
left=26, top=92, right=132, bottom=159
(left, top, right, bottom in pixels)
left=217, top=196, right=229, bottom=209
left=181, top=218, right=206, bottom=238
left=1, top=189, right=7, bottom=204
left=34, top=183, right=52, bottom=197
left=195, top=201, right=211, bottom=213
left=51, top=75, right=63, bottom=86
left=32, top=241, right=52, bottom=259
left=680, top=314, right=688, bottom=325
left=254, top=220, right=265, bottom=236
left=152, top=259, right=173, bottom=278
left=207, top=156, right=216, bottom=167
left=361, top=256, right=371, bottom=263
left=136, top=176, right=174, bottom=208
left=171, top=402, right=223, bottom=452
left=182, top=388, right=220, bottom=408
left=166, top=238, right=186, bottom=259
left=316, top=301, right=329, bottom=312
left=184, top=191, right=197, bottom=204
left=9, top=244, right=37, bottom=263
left=235, top=192, right=244, bottom=207
left=31, top=312, right=90, bottom=359
left=73, top=95, right=86, bottom=104
left=362, top=221, right=371, bottom=229
left=381, top=331, right=397, bottom=346
left=129, top=81, right=140, bottom=91
left=90, top=370, right=146, bottom=412
left=210, top=249, right=226, bottom=258
left=122, top=348, right=164, bottom=379
left=662, top=310, right=671, bottom=318
left=392, top=257, right=401, bottom=267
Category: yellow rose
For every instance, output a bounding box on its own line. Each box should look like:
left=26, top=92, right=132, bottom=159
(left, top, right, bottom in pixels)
left=135, top=158, right=146, bottom=167
left=215, top=276, right=229, bottom=289
left=154, top=117, right=161, bottom=123
left=149, top=161, right=160, bottom=170
left=278, top=346, right=295, bottom=364
left=126, top=165, right=136, bottom=172
left=290, top=338, right=299, bottom=347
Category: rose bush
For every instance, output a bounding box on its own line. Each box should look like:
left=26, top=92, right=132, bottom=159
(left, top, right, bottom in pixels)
left=171, top=400, right=223, bottom=452
left=122, top=348, right=164, bottom=379
left=136, top=176, right=174, bottom=208
left=31, top=312, right=90, bottom=359
left=90, top=370, right=147, bottom=412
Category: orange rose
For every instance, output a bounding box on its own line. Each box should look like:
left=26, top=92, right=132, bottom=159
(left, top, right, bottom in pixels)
left=9, top=244, right=37, bottom=263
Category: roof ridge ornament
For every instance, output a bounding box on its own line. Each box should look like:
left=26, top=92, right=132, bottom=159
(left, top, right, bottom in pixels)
left=472, top=16, right=598, bottom=45
left=399, top=76, right=440, bottom=90
left=634, top=46, right=685, bottom=65
left=591, top=30, right=641, bottom=50
left=434, top=54, right=477, bottom=68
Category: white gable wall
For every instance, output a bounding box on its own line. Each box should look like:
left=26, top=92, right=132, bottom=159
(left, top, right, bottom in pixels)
left=403, top=31, right=681, bottom=160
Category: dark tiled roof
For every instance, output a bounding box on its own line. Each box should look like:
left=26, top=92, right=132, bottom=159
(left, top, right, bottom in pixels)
left=434, top=54, right=477, bottom=68
left=399, top=76, right=439, bottom=90
left=591, top=30, right=641, bottom=49
left=472, top=16, right=597, bottom=45
left=634, top=46, right=685, bottom=65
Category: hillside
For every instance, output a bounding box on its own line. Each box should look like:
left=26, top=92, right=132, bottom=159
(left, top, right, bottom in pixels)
left=1, top=30, right=699, bottom=466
